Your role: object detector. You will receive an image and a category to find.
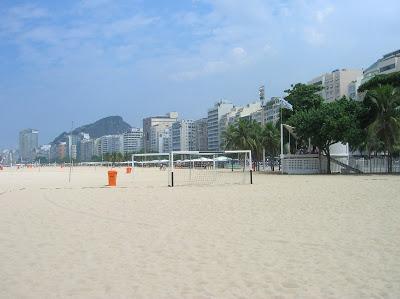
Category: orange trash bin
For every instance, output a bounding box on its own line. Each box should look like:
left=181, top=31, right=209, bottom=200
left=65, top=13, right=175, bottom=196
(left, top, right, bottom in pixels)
left=126, top=167, right=132, bottom=174
left=108, top=170, right=117, bottom=186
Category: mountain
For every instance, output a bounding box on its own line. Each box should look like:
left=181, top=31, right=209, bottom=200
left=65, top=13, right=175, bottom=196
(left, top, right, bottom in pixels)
left=51, top=116, right=131, bottom=144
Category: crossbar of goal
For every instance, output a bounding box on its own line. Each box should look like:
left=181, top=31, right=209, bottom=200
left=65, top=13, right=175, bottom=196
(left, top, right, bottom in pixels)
left=131, top=153, right=170, bottom=169
left=169, top=150, right=253, bottom=187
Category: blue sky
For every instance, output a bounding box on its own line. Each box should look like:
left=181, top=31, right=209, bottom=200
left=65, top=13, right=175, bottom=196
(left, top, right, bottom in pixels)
left=0, top=0, right=399, bottom=148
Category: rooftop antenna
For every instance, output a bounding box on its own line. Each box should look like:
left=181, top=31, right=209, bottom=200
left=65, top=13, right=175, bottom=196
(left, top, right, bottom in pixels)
left=259, top=85, right=265, bottom=105
left=68, top=121, right=74, bottom=183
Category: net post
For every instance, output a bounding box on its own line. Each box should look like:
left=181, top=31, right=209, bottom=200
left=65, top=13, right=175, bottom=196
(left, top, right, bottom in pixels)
left=131, top=154, right=135, bottom=177
left=248, top=150, right=253, bottom=184
left=169, top=152, right=174, bottom=187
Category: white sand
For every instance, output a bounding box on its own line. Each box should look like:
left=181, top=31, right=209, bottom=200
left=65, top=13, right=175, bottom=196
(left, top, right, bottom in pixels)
left=0, top=166, right=399, bottom=298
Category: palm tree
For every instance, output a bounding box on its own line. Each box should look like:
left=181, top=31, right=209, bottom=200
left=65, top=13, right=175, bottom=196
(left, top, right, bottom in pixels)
left=222, top=123, right=239, bottom=150
left=223, top=119, right=259, bottom=151
left=364, top=85, right=400, bottom=172
left=222, top=119, right=262, bottom=169
left=261, top=123, right=280, bottom=171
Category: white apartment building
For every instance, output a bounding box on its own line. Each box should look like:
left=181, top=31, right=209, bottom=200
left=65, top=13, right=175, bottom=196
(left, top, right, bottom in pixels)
left=158, top=128, right=171, bottom=153
left=123, top=128, right=143, bottom=153
left=79, top=139, right=94, bottom=162
left=308, top=69, right=362, bottom=102
left=250, top=97, right=284, bottom=125
left=194, top=118, right=208, bottom=151
left=143, top=112, right=178, bottom=152
left=263, top=97, right=282, bottom=124
left=171, top=120, right=196, bottom=151
left=347, top=77, right=363, bottom=100
left=71, top=145, right=77, bottom=160
left=362, top=49, right=400, bottom=85
left=207, top=100, right=234, bottom=151
left=150, top=126, right=171, bottom=153
left=19, top=129, right=39, bottom=163
left=98, top=135, right=124, bottom=155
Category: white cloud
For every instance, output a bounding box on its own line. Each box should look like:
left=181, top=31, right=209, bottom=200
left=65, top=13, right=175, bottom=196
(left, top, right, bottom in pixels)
left=315, top=5, right=335, bottom=23
left=0, top=4, right=49, bottom=35
left=231, top=47, right=247, bottom=60
left=303, top=27, right=325, bottom=46
left=263, top=44, right=272, bottom=52
left=170, top=47, right=249, bottom=81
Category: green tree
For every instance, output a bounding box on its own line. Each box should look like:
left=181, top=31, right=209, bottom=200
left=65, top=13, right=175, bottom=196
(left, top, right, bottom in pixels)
left=222, top=119, right=262, bottom=167
left=289, top=97, right=363, bottom=174
left=363, top=85, right=400, bottom=172
left=123, top=152, right=132, bottom=162
left=103, top=153, right=111, bottom=162
left=223, top=119, right=259, bottom=151
left=284, top=83, right=324, bottom=112
left=358, top=71, right=400, bottom=92
left=34, top=156, right=48, bottom=164
left=261, top=123, right=280, bottom=171
left=91, top=155, right=102, bottom=162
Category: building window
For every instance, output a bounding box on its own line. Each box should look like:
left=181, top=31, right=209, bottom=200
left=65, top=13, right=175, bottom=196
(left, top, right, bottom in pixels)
left=380, top=64, right=395, bottom=73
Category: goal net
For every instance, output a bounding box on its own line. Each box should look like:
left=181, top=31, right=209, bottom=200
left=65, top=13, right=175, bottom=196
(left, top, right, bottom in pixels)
left=168, top=150, right=253, bottom=187
left=132, top=153, right=170, bottom=173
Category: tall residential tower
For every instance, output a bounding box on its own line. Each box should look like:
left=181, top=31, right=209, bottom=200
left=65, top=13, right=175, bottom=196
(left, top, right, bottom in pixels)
left=19, top=129, right=39, bottom=163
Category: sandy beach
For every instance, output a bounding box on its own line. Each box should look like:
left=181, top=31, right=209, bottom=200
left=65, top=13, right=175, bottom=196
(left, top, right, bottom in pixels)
left=0, top=166, right=399, bottom=298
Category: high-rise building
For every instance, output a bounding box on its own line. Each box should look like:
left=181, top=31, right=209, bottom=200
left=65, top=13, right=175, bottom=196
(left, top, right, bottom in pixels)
left=171, top=120, right=196, bottom=151
left=79, top=139, right=94, bottom=162
left=158, top=128, right=171, bottom=153
left=99, top=135, right=124, bottom=155
left=57, top=142, right=68, bottom=161
left=143, top=112, right=178, bottom=152
left=94, top=138, right=102, bottom=157
left=149, top=126, right=172, bottom=153
left=194, top=118, right=208, bottom=151
left=219, top=101, right=262, bottom=147
left=263, top=97, right=282, bottom=124
left=37, top=145, right=51, bottom=162
left=250, top=97, right=287, bottom=125
left=207, top=100, right=234, bottom=151
left=67, top=135, right=80, bottom=160
left=347, top=77, right=363, bottom=101
left=362, top=49, right=400, bottom=85
left=19, top=129, right=39, bottom=163
left=308, top=69, right=363, bottom=102
left=123, top=128, right=143, bottom=153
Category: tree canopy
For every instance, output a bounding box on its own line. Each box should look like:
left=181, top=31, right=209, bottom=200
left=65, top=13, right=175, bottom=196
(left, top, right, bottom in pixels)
left=284, top=83, right=324, bottom=112
left=358, top=71, right=400, bottom=92
left=288, top=97, right=363, bottom=173
left=363, top=85, right=400, bottom=171
left=222, top=119, right=280, bottom=169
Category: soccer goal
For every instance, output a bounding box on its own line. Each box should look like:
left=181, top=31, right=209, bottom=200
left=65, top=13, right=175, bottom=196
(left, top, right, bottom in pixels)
left=131, top=153, right=170, bottom=173
left=168, top=150, right=253, bottom=187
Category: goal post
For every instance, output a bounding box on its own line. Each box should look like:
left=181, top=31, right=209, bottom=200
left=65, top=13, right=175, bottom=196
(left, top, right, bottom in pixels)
left=168, top=150, right=252, bottom=187
left=131, top=152, right=170, bottom=174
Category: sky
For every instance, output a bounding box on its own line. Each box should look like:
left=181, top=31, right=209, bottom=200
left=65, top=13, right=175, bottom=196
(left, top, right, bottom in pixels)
left=0, top=0, right=399, bottom=148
